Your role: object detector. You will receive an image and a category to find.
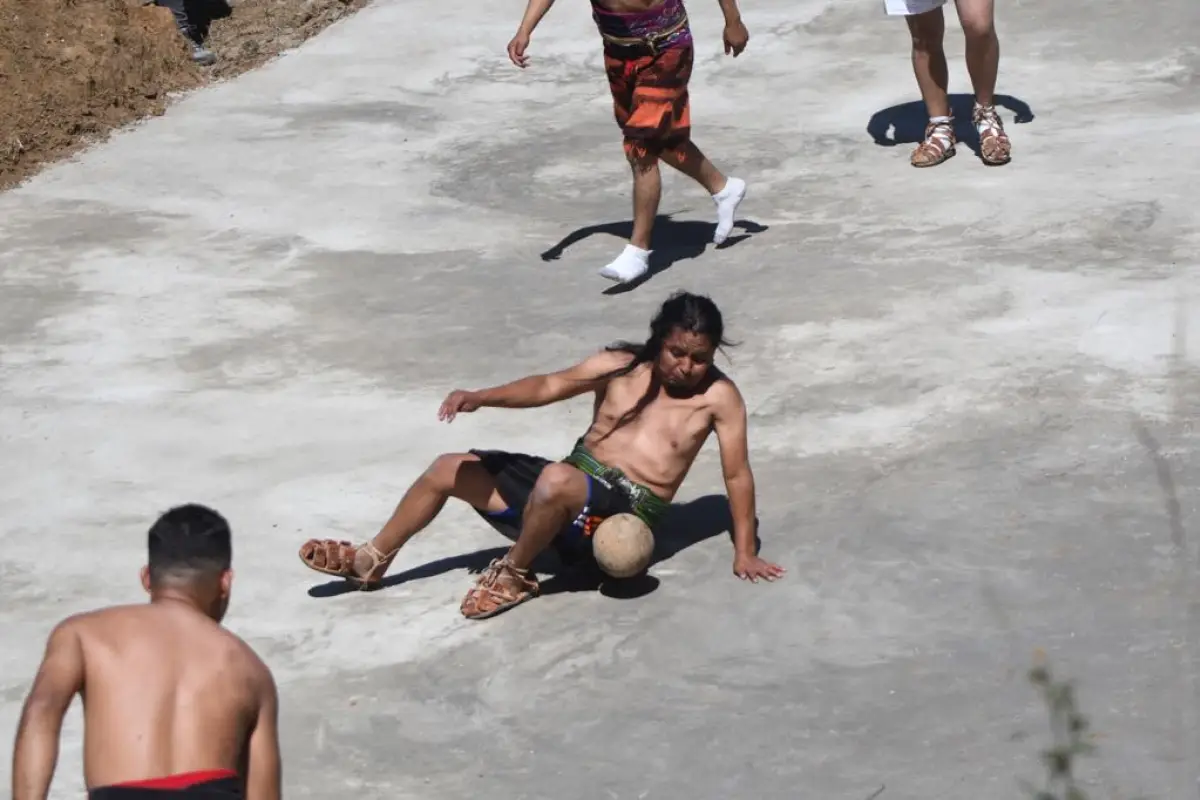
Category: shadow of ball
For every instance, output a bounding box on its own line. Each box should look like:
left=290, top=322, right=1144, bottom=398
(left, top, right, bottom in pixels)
left=593, top=513, right=655, bottom=578
left=599, top=572, right=660, bottom=599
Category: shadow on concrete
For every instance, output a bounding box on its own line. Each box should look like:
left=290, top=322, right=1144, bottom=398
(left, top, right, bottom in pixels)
left=539, top=214, right=768, bottom=296
left=867, top=93, right=1034, bottom=158
left=305, top=493, right=748, bottom=600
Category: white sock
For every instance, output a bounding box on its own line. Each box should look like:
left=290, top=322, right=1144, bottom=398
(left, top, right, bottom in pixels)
left=712, top=177, right=747, bottom=245
left=598, top=244, right=651, bottom=283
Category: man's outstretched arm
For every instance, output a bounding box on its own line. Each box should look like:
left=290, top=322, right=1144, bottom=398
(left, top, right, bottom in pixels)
left=711, top=380, right=785, bottom=582
left=440, top=349, right=635, bottom=421
left=12, top=619, right=85, bottom=800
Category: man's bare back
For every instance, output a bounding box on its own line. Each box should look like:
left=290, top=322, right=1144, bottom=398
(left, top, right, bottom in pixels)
left=12, top=505, right=281, bottom=800
left=71, top=604, right=269, bottom=787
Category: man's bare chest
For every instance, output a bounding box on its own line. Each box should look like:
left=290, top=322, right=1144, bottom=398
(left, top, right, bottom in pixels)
left=598, top=390, right=711, bottom=446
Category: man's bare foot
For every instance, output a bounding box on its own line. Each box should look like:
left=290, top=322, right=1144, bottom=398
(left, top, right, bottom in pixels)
left=297, top=539, right=397, bottom=590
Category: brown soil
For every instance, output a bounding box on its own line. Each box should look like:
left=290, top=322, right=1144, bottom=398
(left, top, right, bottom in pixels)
left=0, top=0, right=368, bottom=192
left=204, top=0, right=368, bottom=80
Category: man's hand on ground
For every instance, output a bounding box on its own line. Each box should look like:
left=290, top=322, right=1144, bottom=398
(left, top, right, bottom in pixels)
left=507, top=32, right=532, bottom=68
left=733, top=552, right=785, bottom=583
left=438, top=390, right=482, bottom=422
left=722, top=20, right=749, bottom=57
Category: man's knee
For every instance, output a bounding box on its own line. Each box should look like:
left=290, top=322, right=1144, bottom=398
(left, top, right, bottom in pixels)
left=659, top=136, right=693, bottom=164
left=624, top=139, right=661, bottom=169
left=959, top=15, right=995, bottom=42
left=956, top=0, right=995, bottom=40
left=421, top=452, right=475, bottom=491
left=907, top=10, right=945, bottom=51
left=530, top=463, right=587, bottom=507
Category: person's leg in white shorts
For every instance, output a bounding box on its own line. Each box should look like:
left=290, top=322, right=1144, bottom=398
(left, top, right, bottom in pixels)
left=898, top=0, right=1012, bottom=167
left=883, top=0, right=947, bottom=16
left=955, top=0, right=1010, bottom=165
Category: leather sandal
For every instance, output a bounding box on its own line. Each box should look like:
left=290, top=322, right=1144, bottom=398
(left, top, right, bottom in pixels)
left=460, top=557, right=540, bottom=620
left=297, top=538, right=398, bottom=591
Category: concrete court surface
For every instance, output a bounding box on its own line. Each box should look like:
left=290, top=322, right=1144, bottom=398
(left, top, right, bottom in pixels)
left=1, top=0, right=1199, bottom=796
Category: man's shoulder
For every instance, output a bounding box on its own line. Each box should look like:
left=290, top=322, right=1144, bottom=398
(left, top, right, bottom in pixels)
left=570, top=347, right=640, bottom=383
left=588, top=346, right=639, bottom=372
left=219, top=628, right=276, bottom=688
left=38, top=604, right=151, bottom=660
left=704, top=367, right=743, bottom=403
left=55, top=603, right=143, bottom=635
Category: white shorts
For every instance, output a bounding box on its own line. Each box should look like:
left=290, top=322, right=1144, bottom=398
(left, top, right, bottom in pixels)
left=884, top=0, right=947, bottom=15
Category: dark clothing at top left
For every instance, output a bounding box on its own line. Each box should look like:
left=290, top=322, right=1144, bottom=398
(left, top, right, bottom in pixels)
left=144, top=0, right=217, bottom=65
left=89, top=770, right=242, bottom=800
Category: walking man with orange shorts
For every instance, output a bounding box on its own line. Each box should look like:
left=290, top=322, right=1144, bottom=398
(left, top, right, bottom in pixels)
left=507, top=0, right=751, bottom=284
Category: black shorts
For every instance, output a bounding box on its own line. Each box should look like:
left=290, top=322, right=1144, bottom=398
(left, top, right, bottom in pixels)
left=89, top=771, right=242, bottom=800
left=469, top=448, right=643, bottom=565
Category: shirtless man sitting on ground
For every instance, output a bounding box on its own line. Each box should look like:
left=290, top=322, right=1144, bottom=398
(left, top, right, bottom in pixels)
left=12, top=504, right=281, bottom=800
left=298, top=290, right=785, bottom=620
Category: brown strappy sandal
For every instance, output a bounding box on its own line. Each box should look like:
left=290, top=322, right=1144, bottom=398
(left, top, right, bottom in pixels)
left=459, top=557, right=540, bottom=620
left=972, top=103, right=1012, bottom=166
left=911, top=117, right=956, bottom=168
left=297, top=538, right=398, bottom=591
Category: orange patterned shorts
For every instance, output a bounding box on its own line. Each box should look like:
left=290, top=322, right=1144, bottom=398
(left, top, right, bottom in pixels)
left=604, top=43, right=693, bottom=160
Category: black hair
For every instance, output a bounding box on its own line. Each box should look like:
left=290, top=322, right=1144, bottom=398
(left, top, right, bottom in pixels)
left=147, top=503, right=232, bottom=586
left=601, top=290, right=736, bottom=381
left=592, top=291, right=736, bottom=439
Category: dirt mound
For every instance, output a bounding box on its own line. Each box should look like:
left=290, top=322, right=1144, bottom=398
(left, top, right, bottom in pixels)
left=0, top=0, right=201, bottom=190
left=0, top=0, right=368, bottom=192
left=205, top=0, right=367, bottom=79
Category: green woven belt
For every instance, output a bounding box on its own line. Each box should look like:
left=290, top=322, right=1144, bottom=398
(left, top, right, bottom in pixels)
left=562, top=438, right=670, bottom=527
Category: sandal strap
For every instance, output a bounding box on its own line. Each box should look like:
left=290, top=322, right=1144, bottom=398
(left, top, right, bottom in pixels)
left=923, top=119, right=955, bottom=151
left=361, top=541, right=398, bottom=567
left=911, top=119, right=955, bottom=165
left=462, top=558, right=539, bottom=615
left=972, top=103, right=1012, bottom=163
left=973, top=104, right=1008, bottom=137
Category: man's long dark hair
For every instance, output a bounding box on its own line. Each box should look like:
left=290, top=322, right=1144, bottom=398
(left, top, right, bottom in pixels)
left=591, top=291, right=736, bottom=438
left=599, top=290, right=736, bottom=382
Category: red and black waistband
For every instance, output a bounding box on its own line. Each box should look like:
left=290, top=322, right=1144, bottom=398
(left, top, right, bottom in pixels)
left=89, top=770, right=241, bottom=800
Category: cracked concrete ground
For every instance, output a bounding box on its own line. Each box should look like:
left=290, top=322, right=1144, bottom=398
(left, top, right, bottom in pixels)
left=1, top=0, right=1198, bottom=798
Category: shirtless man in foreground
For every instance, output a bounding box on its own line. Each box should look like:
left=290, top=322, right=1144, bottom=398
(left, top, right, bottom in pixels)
left=298, top=290, right=785, bottom=620
left=506, top=0, right=750, bottom=285
left=12, top=504, right=281, bottom=800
